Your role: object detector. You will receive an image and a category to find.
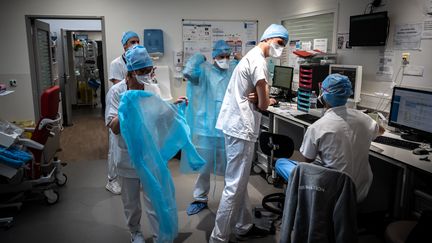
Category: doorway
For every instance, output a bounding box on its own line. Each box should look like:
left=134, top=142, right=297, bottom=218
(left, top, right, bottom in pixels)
left=25, top=15, right=109, bottom=161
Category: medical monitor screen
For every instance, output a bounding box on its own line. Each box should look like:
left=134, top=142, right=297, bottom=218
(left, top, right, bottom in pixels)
left=388, top=87, right=432, bottom=135
left=329, top=66, right=357, bottom=99
left=272, top=66, right=293, bottom=90
left=349, top=12, right=389, bottom=46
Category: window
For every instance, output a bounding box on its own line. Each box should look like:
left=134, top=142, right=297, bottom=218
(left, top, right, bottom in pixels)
left=282, top=12, right=335, bottom=53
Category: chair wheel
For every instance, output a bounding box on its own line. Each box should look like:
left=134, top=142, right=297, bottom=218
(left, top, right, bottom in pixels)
left=56, top=173, right=67, bottom=186
left=266, top=175, right=274, bottom=184
left=44, top=189, right=59, bottom=205
left=253, top=165, right=262, bottom=174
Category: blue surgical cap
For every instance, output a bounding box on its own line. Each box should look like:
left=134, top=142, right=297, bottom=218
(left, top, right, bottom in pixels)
left=321, top=74, right=353, bottom=107
left=212, top=40, right=231, bottom=59
left=260, top=24, right=289, bottom=42
left=125, top=45, right=153, bottom=71
left=121, top=31, right=139, bottom=45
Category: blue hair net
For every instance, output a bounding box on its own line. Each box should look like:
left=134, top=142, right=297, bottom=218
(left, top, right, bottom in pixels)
left=260, top=24, right=289, bottom=42
left=321, top=74, right=353, bottom=107
left=121, top=31, right=139, bottom=45
left=182, top=58, right=238, bottom=176
left=118, top=90, right=205, bottom=242
left=125, top=45, right=153, bottom=71
left=212, top=40, right=231, bottom=59
left=182, top=53, right=206, bottom=84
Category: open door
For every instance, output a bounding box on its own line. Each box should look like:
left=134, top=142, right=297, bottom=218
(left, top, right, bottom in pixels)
left=60, top=29, right=75, bottom=126
left=31, top=19, right=54, bottom=120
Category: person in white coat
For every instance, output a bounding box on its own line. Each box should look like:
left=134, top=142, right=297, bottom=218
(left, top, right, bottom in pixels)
left=209, top=24, right=288, bottom=243
left=106, top=45, right=160, bottom=243
left=105, top=31, right=140, bottom=195
left=276, top=73, right=385, bottom=202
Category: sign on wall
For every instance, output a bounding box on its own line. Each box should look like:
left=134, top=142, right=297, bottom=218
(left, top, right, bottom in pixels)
left=182, top=19, right=258, bottom=62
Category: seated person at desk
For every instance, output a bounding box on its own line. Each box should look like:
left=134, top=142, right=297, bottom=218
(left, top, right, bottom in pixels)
left=276, top=74, right=385, bottom=202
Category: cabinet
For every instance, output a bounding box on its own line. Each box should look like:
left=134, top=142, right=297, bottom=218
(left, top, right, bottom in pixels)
left=297, top=64, right=329, bottom=111
left=254, top=111, right=272, bottom=175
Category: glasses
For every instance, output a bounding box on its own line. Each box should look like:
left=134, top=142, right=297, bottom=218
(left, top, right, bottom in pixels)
left=276, top=39, right=286, bottom=47
left=130, top=40, right=139, bottom=45
left=217, top=55, right=230, bottom=59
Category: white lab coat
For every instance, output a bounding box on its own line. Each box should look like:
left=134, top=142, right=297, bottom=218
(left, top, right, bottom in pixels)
left=300, top=106, right=380, bottom=202
left=105, top=79, right=162, bottom=241
left=216, top=46, right=269, bottom=142
left=106, top=84, right=122, bottom=181
left=211, top=46, right=269, bottom=242
left=105, top=80, right=161, bottom=178
left=109, top=55, right=128, bottom=82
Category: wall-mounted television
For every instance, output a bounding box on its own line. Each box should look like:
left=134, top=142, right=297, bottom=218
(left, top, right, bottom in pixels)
left=349, top=11, right=389, bottom=46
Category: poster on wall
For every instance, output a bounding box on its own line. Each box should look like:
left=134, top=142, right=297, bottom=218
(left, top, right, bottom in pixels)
left=393, top=23, right=423, bottom=50
left=182, top=20, right=258, bottom=63
left=313, top=38, right=328, bottom=52
left=336, top=33, right=351, bottom=49
left=422, top=17, right=432, bottom=39
left=183, top=24, right=212, bottom=61
left=376, top=50, right=394, bottom=82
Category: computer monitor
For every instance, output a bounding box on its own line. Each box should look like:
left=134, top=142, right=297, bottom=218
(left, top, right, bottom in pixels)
left=388, top=87, right=432, bottom=142
left=272, top=65, right=293, bottom=89
left=329, top=64, right=363, bottom=103
left=272, top=66, right=294, bottom=101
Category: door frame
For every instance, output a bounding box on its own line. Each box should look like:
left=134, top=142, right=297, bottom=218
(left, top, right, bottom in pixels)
left=25, top=15, right=107, bottom=121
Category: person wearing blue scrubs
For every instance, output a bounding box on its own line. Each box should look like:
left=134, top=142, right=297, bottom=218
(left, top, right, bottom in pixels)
left=182, top=40, right=241, bottom=215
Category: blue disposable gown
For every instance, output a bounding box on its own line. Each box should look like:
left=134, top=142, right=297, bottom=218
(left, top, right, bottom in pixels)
left=181, top=53, right=238, bottom=175
left=118, top=90, right=205, bottom=243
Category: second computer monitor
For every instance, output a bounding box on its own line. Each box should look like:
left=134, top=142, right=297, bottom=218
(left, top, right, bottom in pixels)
left=272, top=65, right=294, bottom=90
left=329, top=64, right=362, bottom=103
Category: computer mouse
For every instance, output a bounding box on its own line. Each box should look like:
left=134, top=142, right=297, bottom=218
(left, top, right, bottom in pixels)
left=272, top=103, right=280, bottom=107
left=413, top=148, right=429, bottom=155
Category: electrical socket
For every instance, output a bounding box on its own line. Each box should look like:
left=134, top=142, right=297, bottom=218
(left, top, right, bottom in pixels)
left=402, top=52, right=410, bottom=65
left=9, top=79, right=17, bottom=87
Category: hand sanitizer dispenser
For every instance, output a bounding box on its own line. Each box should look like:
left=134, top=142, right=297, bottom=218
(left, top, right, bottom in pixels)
left=144, top=29, right=164, bottom=57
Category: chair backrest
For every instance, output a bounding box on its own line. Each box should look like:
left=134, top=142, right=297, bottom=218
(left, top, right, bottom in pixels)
left=40, top=85, right=60, bottom=119
left=28, top=86, right=60, bottom=178
left=280, top=163, right=358, bottom=243
left=259, top=132, right=294, bottom=158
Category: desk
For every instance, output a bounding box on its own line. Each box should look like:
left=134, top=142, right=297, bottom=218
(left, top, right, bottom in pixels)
left=263, top=105, right=432, bottom=218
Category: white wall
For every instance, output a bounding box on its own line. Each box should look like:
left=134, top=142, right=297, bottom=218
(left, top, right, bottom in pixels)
left=276, top=0, right=432, bottom=111
left=0, top=0, right=278, bottom=122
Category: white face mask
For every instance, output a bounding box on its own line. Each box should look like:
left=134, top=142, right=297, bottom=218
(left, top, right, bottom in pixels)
left=215, top=59, right=229, bottom=69
left=269, top=42, right=284, bottom=58
left=135, top=73, right=151, bottom=85
left=127, top=43, right=139, bottom=51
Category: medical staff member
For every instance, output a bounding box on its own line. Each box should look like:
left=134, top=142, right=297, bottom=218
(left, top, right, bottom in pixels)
left=106, top=45, right=161, bottom=243
left=184, top=40, right=241, bottom=216
left=105, top=31, right=140, bottom=195
left=109, top=31, right=140, bottom=84
left=276, top=74, right=385, bottom=202
left=210, top=24, right=288, bottom=243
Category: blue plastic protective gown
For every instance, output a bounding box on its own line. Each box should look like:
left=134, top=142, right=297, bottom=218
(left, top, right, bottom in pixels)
left=118, top=90, right=205, bottom=243
left=181, top=53, right=238, bottom=176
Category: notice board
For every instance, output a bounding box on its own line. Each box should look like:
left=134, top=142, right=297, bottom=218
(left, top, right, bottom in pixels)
left=182, top=19, right=258, bottom=62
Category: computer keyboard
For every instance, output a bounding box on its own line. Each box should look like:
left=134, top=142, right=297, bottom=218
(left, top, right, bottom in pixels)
left=294, top=114, right=320, bottom=124
left=373, top=136, right=419, bottom=150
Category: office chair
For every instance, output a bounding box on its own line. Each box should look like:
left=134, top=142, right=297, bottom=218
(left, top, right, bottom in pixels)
left=256, top=132, right=294, bottom=216
left=280, top=163, right=358, bottom=243
left=385, top=210, right=431, bottom=243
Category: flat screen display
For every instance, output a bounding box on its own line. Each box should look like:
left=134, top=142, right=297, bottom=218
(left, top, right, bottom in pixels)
left=349, top=12, right=389, bottom=46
